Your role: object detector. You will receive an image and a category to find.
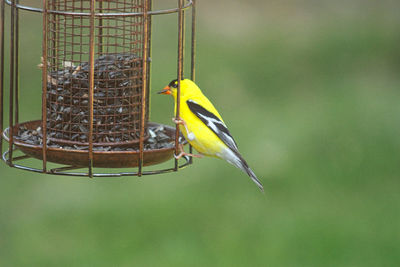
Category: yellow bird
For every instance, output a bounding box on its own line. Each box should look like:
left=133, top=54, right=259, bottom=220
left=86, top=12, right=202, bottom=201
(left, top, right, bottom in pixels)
left=158, top=79, right=264, bottom=191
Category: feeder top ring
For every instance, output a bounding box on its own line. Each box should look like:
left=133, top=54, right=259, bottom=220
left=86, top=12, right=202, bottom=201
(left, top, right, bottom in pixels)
left=5, top=0, right=193, bottom=17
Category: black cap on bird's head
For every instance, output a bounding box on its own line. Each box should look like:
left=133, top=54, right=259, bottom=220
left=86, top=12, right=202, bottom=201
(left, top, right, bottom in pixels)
left=168, top=79, right=178, bottom=88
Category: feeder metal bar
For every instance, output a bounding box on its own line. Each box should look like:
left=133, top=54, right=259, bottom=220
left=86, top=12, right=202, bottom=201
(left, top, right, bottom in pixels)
left=175, top=0, right=184, bottom=171
left=138, top=0, right=150, bottom=176
left=8, top=0, right=16, bottom=165
left=2, top=149, right=191, bottom=177
left=41, top=0, right=48, bottom=172
left=97, top=0, right=103, bottom=55
left=50, top=0, right=57, bottom=67
left=0, top=0, right=4, bottom=154
left=50, top=165, right=81, bottom=173
left=189, top=0, right=196, bottom=162
left=87, top=0, right=96, bottom=177
left=4, top=0, right=193, bottom=17
left=14, top=0, right=19, bottom=124
left=146, top=0, right=153, bottom=123
left=190, top=0, right=196, bottom=82
left=181, top=5, right=185, bottom=79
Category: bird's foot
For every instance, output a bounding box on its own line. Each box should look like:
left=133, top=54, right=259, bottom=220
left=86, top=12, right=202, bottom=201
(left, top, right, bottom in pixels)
left=174, top=151, right=204, bottom=160
left=174, top=144, right=203, bottom=159
left=172, top=117, right=195, bottom=141
left=172, top=117, right=186, bottom=126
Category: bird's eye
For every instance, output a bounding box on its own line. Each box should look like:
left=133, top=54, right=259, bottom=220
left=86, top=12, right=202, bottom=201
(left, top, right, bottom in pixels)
left=172, top=83, right=178, bottom=88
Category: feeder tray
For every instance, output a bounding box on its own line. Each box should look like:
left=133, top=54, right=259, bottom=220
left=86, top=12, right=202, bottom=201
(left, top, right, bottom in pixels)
left=0, top=0, right=197, bottom=176
left=3, top=120, right=186, bottom=168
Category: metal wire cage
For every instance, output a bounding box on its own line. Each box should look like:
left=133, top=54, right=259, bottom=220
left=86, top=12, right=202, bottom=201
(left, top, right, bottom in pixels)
left=0, top=0, right=196, bottom=177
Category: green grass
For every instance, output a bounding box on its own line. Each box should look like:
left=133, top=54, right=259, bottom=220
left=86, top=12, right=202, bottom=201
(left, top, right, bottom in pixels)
left=1, top=1, right=400, bottom=266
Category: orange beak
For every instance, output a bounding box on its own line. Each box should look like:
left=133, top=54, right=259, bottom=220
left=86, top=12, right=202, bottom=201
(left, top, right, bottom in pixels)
left=157, top=86, right=171, bottom=95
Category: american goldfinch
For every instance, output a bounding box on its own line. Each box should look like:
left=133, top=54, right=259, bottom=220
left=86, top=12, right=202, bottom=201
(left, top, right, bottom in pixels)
left=158, top=79, right=263, bottom=191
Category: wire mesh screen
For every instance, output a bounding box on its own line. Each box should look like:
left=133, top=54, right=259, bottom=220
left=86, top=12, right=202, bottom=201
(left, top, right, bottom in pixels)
left=45, top=0, right=150, bottom=147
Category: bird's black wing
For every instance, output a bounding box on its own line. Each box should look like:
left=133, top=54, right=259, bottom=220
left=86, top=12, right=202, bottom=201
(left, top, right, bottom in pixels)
left=187, top=100, right=264, bottom=192
left=186, top=99, right=238, bottom=151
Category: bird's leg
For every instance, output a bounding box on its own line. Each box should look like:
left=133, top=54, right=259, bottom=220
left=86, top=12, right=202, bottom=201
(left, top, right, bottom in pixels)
left=172, top=117, right=202, bottom=159
left=174, top=144, right=203, bottom=160
left=172, top=117, right=195, bottom=141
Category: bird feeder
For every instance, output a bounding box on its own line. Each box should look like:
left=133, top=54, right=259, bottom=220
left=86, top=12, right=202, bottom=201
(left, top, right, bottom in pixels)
left=0, top=0, right=196, bottom=177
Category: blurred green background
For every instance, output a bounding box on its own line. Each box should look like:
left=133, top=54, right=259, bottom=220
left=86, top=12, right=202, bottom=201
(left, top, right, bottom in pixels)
left=1, top=0, right=400, bottom=266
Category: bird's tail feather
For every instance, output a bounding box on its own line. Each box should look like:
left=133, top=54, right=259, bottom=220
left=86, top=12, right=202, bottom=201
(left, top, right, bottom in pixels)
left=224, top=148, right=264, bottom=192
left=244, top=165, right=264, bottom=193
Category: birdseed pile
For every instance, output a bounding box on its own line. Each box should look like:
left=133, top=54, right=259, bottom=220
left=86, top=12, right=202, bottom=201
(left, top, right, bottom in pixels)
left=46, top=53, right=145, bottom=145
left=15, top=124, right=175, bottom=151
